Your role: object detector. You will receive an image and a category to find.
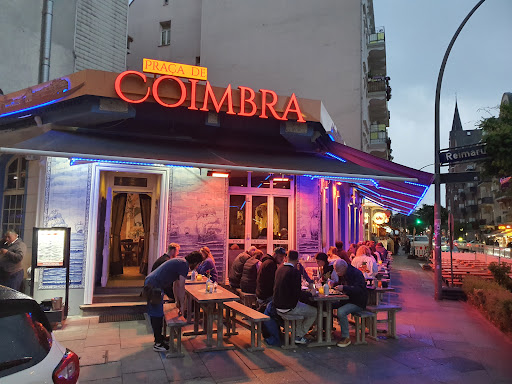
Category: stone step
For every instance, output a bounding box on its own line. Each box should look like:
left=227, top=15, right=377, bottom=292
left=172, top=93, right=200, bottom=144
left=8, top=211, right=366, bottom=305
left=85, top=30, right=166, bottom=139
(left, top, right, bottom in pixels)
left=92, top=293, right=144, bottom=303
left=80, top=301, right=146, bottom=317
left=94, top=286, right=143, bottom=295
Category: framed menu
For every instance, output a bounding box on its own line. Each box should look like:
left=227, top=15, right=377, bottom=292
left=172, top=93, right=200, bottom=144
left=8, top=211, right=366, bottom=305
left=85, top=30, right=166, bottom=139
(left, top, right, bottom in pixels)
left=35, top=228, right=68, bottom=267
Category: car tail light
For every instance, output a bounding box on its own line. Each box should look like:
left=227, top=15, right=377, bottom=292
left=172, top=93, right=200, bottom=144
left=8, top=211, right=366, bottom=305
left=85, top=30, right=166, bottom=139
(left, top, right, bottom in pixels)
left=52, top=349, right=80, bottom=384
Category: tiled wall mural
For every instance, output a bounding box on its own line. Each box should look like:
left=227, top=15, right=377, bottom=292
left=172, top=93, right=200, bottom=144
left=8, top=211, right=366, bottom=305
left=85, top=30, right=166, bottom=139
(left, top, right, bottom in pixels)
left=167, top=168, right=227, bottom=279
left=40, top=158, right=91, bottom=289
left=296, top=176, right=321, bottom=259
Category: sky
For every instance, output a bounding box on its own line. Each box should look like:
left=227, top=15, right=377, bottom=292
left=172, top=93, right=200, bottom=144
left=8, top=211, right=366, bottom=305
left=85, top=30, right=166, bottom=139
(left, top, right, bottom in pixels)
left=373, top=0, right=512, bottom=207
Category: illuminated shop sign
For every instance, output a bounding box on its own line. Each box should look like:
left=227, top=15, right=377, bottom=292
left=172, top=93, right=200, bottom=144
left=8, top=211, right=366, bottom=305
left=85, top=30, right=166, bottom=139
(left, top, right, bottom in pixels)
left=372, top=211, right=388, bottom=225
left=143, top=58, right=207, bottom=81
left=115, top=70, right=306, bottom=122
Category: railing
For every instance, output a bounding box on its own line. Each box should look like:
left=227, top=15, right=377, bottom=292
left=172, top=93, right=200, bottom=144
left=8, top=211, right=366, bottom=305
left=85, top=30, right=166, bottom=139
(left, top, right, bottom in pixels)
left=478, top=197, right=493, bottom=205
left=368, top=27, right=385, bottom=45
left=457, top=244, right=512, bottom=260
left=368, top=76, right=391, bottom=101
left=369, top=124, right=388, bottom=145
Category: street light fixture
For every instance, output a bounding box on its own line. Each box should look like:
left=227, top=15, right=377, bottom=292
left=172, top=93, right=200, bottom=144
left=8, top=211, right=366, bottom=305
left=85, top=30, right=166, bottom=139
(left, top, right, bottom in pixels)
left=433, top=0, right=486, bottom=300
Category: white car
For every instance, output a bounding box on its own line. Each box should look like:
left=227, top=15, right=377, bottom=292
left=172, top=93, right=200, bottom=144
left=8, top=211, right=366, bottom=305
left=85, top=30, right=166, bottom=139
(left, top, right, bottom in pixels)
left=0, top=286, right=80, bottom=384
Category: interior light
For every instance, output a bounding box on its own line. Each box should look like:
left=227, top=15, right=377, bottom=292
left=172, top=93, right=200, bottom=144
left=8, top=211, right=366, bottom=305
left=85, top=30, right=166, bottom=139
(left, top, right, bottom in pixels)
left=207, top=171, right=230, bottom=178
left=273, top=177, right=289, bottom=182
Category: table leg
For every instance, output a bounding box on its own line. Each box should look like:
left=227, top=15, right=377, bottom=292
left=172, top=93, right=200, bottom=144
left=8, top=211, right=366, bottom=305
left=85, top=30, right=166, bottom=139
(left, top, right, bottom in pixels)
left=206, top=303, right=214, bottom=348
left=325, top=302, right=333, bottom=343
left=186, top=291, right=193, bottom=324
left=194, top=300, right=200, bottom=333
left=316, top=301, right=324, bottom=343
left=217, top=303, right=224, bottom=349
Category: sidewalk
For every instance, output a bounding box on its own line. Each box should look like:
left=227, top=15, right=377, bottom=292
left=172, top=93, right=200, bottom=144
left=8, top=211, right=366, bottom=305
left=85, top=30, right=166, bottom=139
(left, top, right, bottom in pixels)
left=55, top=250, right=512, bottom=384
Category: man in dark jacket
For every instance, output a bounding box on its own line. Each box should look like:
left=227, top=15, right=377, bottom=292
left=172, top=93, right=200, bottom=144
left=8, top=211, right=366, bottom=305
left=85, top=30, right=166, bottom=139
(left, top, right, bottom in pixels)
left=256, top=247, right=286, bottom=305
left=335, top=241, right=351, bottom=264
left=151, top=243, right=180, bottom=272
left=151, top=243, right=180, bottom=302
left=274, top=250, right=317, bottom=344
left=330, top=259, right=368, bottom=347
left=0, top=230, right=27, bottom=291
left=229, top=246, right=256, bottom=289
left=240, top=250, right=263, bottom=293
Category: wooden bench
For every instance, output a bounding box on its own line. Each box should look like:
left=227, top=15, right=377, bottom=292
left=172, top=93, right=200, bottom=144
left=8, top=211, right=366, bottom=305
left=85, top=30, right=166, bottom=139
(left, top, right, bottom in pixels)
left=235, top=288, right=257, bottom=308
left=163, top=305, right=187, bottom=358
left=224, top=301, right=270, bottom=351
left=366, top=305, right=402, bottom=339
left=351, top=311, right=377, bottom=345
left=278, top=312, right=304, bottom=349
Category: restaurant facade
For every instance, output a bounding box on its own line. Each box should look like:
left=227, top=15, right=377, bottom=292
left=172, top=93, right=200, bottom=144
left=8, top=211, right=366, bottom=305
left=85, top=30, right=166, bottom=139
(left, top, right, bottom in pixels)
left=0, top=62, right=433, bottom=314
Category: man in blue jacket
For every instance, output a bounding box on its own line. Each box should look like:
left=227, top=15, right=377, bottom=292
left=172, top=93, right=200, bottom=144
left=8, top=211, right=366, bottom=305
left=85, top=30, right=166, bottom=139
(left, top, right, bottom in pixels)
left=330, top=259, right=368, bottom=347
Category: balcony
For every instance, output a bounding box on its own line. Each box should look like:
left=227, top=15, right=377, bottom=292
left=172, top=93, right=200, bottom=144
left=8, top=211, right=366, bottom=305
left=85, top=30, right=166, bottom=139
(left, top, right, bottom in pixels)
left=367, top=76, right=391, bottom=125
left=368, top=124, right=391, bottom=159
left=468, top=204, right=478, bottom=214
left=368, top=27, right=386, bottom=75
left=478, top=197, right=493, bottom=205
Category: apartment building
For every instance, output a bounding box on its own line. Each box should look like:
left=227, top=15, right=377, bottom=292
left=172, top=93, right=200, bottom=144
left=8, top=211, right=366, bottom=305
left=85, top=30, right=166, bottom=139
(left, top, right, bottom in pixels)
left=126, top=0, right=391, bottom=158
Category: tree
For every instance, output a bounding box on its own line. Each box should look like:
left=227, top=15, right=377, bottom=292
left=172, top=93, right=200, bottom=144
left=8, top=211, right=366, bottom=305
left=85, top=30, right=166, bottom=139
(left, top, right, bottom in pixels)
left=480, top=102, right=512, bottom=178
left=415, top=204, right=448, bottom=231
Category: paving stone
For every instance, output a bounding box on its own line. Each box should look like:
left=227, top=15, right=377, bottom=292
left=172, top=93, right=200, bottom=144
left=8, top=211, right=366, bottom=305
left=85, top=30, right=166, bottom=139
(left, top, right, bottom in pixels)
left=120, top=346, right=164, bottom=374
left=79, top=361, right=121, bottom=382
left=234, top=349, right=286, bottom=370
left=431, top=356, right=485, bottom=373
left=80, top=377, right=123, bottom=384
left=198, top=350, right=257, bottom=382
left=122, top=369, right=169, bottom=384
left=161, top=354, right=210, bottom=382
left=252, top=367, right=306, bottom=384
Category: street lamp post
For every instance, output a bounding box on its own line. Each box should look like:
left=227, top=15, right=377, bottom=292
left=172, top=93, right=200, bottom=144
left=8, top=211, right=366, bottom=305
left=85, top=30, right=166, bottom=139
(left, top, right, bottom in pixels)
left=434, top=0, right=486, bottom=300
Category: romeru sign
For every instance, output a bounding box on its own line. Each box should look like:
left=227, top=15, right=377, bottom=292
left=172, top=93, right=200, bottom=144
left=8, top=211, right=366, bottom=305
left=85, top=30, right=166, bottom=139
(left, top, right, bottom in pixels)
left=439, top=143, right=487, bottom=165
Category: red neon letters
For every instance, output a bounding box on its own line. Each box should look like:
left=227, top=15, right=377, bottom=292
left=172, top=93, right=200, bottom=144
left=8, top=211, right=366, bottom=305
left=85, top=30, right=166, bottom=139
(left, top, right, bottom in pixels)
left=115, top=71, right=306, bottom=122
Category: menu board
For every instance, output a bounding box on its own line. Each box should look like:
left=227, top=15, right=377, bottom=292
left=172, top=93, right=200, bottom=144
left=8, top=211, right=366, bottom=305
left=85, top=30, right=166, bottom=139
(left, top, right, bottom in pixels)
left=36, top=229, right=66, bottom=267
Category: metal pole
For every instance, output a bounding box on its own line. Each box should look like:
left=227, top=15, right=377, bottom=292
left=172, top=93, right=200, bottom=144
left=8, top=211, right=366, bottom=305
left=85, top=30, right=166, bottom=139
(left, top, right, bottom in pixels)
left=38, top=0, right=54, bottom=83
left=434, top=0, right=486, bottom=300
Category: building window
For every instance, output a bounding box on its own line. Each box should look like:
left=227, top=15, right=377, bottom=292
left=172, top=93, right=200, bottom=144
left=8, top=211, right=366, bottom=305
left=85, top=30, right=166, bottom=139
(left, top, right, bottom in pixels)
left=2, top=157, right=27, bottom=236
left=195, top=56, right=201, bottom=66
left=163, top=0, right=169, bottom=5
left=160, top=21, right=171, bottom=46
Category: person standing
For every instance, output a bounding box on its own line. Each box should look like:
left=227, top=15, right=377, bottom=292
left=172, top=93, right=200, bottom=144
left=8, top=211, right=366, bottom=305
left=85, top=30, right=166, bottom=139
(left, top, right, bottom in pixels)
left=273, top=250, right=317, bottom=345
left=143, top=251, right=203, bottom=352
left=151, top=243, right=180, bottom=272
left=229, top=246, right=257, bottom=289
left=330, top=259, right=368, bottom=347
left=196, top=246, right=218, bottom=282
left=0, top=230, right=26, bottom=291
left=256, top=247, right=286, bottom=306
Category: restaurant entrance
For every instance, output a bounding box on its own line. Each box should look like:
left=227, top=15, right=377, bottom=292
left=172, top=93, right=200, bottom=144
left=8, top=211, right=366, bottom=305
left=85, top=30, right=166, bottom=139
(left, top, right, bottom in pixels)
left=227, top=172, right=294, bottom=272
left=95, top=171, right=161, bottom=290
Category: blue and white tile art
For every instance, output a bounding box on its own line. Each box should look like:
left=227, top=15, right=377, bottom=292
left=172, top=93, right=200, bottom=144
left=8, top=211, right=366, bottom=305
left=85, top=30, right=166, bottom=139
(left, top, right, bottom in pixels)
left=39, top=157, right=91, bottom=289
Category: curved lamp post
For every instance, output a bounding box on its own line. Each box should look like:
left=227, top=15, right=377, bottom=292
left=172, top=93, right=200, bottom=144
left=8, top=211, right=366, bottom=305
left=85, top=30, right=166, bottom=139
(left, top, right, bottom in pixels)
left=434, top=0, right=486, bottom=300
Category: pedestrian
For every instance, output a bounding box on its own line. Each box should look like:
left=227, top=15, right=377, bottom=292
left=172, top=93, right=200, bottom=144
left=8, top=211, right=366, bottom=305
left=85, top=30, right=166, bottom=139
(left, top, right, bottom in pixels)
left=151, top=243, right=180, bottom=272
left=0, top=230, right=27, bottom=291
left=143, top=251, right=203, bottom=352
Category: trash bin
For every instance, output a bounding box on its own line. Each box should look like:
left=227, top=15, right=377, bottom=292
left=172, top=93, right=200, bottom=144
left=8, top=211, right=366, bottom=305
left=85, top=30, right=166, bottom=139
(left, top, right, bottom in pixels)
left=51, top=297, right=63, bottom=311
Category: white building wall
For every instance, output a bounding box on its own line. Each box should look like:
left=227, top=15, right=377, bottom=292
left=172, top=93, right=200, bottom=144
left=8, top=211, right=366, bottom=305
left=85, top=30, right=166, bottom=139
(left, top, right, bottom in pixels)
left=74, top=0, right=129, bottom=72
left=127, top=0, right=370, bottom=150
left=127, top=0, right=202, bottom=70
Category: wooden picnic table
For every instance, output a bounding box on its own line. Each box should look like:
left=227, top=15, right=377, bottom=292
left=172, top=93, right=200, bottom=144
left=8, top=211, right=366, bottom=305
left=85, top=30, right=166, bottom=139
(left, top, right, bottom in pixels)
left=183, top=284, right=239, bottom=351
left=184, top=279, right=209, bottom=323
left=307, top=292, right=348, bottom=347
left=367, top=286, right=395, bottom=305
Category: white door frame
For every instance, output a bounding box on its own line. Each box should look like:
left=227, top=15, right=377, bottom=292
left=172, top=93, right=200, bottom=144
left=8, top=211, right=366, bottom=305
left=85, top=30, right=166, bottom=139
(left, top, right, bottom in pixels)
left=83, top=163, right=170, bottom=304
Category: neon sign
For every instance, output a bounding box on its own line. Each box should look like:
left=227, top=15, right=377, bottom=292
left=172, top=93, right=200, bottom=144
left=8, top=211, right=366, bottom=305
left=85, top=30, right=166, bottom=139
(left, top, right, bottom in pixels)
left=114, top=70, right=306, bottom=122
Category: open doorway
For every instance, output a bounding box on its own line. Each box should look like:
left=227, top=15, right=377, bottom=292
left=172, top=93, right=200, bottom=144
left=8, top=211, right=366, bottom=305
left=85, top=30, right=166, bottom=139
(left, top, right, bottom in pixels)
left=95, top=172, right=160, bottom=291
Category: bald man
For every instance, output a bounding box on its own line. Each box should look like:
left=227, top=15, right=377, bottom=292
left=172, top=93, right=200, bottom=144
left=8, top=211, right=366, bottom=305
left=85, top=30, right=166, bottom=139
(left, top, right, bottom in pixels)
left=330, top=259, right=368, bottom=347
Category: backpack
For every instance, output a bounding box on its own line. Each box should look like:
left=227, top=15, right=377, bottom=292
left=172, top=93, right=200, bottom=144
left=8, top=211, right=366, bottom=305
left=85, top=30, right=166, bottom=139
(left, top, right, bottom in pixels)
left=262, top=300, right=283, bottom=346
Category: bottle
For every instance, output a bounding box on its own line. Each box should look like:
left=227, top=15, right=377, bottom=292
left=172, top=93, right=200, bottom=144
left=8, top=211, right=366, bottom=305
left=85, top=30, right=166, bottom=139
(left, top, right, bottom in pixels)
left=323, top=283, right=329, bottom=296
left=213, top=282, right=218, bottom=292
left=191, top=270, right=197, bottom=281
left=206, top=276, right=211, bottom=293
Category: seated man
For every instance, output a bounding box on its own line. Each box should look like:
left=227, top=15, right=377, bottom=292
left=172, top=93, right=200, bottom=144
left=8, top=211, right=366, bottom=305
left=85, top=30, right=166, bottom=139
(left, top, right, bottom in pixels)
left=144, top=251, right=203, bottom=352
left=273, top=250, right=317, bottom=345
left=256, top=247, right=286, bottom=306
left=229, top=246, right=257, bottom=289
left=330, top=259, right=368, bottom=347
left=240, top=250, right=263, bottom=294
